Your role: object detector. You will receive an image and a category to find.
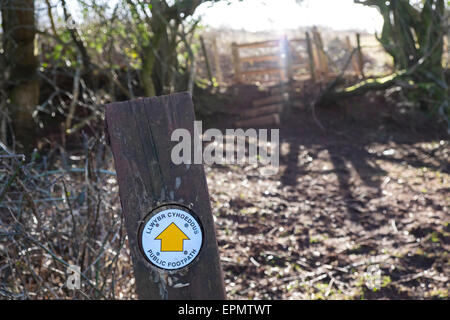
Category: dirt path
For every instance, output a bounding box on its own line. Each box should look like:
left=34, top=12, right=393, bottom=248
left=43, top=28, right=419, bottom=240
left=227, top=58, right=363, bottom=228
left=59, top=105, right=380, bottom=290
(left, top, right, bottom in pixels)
left=3, top=89, right=447, bottom=300
left=207, top=102, right=449, bottom=299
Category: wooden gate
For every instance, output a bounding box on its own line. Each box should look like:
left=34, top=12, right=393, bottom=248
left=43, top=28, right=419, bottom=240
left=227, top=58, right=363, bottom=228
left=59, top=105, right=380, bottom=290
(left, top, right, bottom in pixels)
left=230, top=29, right=364, bottom=85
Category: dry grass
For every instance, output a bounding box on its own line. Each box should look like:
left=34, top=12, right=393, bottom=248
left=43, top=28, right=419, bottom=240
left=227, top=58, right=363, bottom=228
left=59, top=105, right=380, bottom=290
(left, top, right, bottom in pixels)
left=0, top=137, right=135, bottom=299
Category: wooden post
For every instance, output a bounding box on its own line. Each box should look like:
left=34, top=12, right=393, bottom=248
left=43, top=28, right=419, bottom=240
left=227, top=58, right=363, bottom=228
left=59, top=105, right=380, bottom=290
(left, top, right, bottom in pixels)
left=211, top=38, right=223, bottom=84
left=313, top=28, right=329, bottom=81
left=310, top=29, right=322, bottom=81
left=356, top=33, right=365, bottom=79
left=279, top=35, right=291, bottom=82
left=242, top=103, right=284, bottom=118
left=235, top=113, right=280, bottom=128
left=305, top=32, right=316, bottom=82
left=345, top=35, right=361, bottom=76
left=105, top=92, right=226, bottom=300
left=200, top=36, right=213, bottom=84
left=252, top=94, right=286, bottom=108
left=231, top=42, right=242, bottom=83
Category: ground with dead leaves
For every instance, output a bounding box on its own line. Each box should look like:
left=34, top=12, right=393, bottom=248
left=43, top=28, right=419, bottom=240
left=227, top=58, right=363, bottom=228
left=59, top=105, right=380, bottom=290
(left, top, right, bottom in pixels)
left=1, top=92, right=448, bottom=300
left=208, top=100, right=449, bottom=300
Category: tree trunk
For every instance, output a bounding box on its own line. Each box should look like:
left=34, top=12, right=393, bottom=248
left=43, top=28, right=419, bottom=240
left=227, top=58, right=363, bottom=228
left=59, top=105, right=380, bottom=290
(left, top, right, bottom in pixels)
left=1, top=0, right=39, bottom=151
left=341, top=0, right=449, bottom=121
left=141, top=45, right=157, bottom=97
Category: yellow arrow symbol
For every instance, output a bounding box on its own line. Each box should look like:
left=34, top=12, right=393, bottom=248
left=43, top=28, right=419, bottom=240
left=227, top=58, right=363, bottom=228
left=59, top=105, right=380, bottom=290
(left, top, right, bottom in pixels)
left=155, top=222, right=190, bottom=252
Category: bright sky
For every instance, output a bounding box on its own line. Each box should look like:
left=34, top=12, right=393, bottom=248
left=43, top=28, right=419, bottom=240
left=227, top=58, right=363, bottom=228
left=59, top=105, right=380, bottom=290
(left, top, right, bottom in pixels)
left=194, top=0, right=384, bottom=33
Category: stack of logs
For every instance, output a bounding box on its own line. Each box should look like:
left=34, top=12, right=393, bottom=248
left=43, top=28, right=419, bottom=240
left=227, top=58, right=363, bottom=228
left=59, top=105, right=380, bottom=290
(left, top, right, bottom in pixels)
left=234, top=93, right=287, bottom=127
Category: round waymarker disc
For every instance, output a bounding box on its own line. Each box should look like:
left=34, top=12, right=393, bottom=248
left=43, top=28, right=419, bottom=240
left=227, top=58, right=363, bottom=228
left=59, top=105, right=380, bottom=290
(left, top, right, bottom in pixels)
left=139, top=205, right=203, bottom=270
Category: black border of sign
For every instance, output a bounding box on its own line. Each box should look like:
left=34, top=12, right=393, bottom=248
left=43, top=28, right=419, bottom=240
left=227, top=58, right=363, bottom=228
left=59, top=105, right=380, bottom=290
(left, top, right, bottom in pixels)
left=137, top=202, right=205, bottom=272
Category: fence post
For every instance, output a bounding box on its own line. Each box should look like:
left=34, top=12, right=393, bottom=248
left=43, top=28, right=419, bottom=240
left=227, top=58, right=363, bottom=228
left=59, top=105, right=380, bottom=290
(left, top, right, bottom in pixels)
left=211, top=38, right=223, bottom=84
left=310, top=29, right=322, bottom=81
left=105, top=92, right=226, bottom=300
left=279, top=35, right=291, bottom=82
left=200, top=36, right=213, bottom=84
left=312, top=28, right=329, bottom=81
left=356, top=33, right=365, bottom=79
left=345, top=35, right=361, bottom=77
left=231, top=42, right=242, bottom=83
left=305, top=32, right=316, bottom=83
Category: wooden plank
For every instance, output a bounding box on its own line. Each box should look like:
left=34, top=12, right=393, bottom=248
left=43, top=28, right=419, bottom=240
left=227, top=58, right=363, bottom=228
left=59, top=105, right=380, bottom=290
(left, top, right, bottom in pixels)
left=252, top=94, right=286, bottom=107
left=235, top=113, right=280, bottom=127
left=241, top=103, right=284, bottom=118
left=293, top=74, right=312, bottom=82
left=235, top=39, right=280, bottom=49
left=240, top=54, right=280, bottom=63
left=240, top=67, right=283, bottom=76
left=105, top=92, right=226, bottom=300
left=289, top=38, right=306, bottom=43
left=291, top=63, right=309, bottom=69
left=269, top=80, right=304, bottom=95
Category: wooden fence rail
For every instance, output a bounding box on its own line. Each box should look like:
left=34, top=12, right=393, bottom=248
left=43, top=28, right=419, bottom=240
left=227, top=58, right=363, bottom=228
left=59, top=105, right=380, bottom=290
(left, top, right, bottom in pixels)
left=232, top=38, right=290, bottom=84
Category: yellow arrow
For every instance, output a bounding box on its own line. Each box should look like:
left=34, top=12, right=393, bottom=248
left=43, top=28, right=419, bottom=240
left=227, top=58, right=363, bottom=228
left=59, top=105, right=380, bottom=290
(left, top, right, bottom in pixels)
left=155, top=222, right=190, bottom=252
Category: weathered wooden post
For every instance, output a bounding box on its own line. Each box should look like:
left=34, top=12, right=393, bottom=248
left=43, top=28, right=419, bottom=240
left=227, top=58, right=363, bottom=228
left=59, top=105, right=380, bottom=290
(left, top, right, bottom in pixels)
left=211, top=38, right=223, bottom=84
left=356, top=33, right=365, bottom=79
left=310, top=29, right=323, bottom=81
left=200, top=36, right=214, bottom=84
left=231, top=42, right=242, bottom=83
left=105, top=92, right=226, bottom=300
left=313, top=28, right=329, bottom=81
left=305, top=32, right=316, bottom=83
left=279, top=35, right=291, bottom=82
left=345, top=35, right=361, bottom=77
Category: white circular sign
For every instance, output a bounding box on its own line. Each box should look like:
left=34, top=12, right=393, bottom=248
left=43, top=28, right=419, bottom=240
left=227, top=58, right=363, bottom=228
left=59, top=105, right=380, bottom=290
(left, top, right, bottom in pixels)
left=140, top=207, right=203, bottom=270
